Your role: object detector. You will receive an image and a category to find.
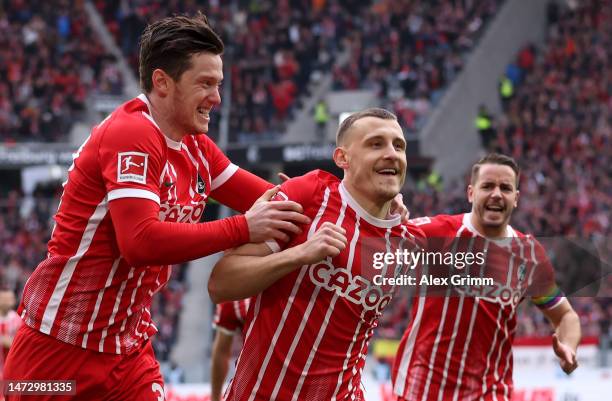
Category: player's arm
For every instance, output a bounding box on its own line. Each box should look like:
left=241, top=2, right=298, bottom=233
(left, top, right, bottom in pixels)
left=540, top=298, right=581, bottom=374
left=210, top=167, right=274, bottom=213
left=210, top=329, right=235, bottom=401
left=109, top=187, right=309, bottom=266
left=208, top=222, right=347, bottom=303
left=0, top=335, right=13, bottom=348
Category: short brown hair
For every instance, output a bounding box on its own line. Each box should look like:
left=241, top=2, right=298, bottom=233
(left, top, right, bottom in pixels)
left=336, top=108, right=397, bottom=145
left=471, top=153, right=520, bottom=187
left=139, top=12, right=224, bottom=93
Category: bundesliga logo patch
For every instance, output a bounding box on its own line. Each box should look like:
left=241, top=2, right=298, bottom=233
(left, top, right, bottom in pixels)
left=117, top=152, right=148, bottom=184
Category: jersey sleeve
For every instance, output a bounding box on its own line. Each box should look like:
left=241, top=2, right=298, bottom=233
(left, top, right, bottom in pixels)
left=264, top=170, right=324, bottom=253
left=528, top=238, right=565, bottom=310
left=99, top=116, right=166, bottom=204
left=212, top=302, right=241, bottom=336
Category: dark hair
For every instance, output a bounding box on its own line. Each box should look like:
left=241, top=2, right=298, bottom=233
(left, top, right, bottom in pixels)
left=139, top=12, right=224, bottom=93
left=471, top=153, right=520, bottom=187
left=336, top=108, right=397, bottom=145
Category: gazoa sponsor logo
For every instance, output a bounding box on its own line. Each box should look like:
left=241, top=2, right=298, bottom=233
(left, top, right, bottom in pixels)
left=159, top=201, right=206, bottom=223
left=308, top=259, right=392, bottom=313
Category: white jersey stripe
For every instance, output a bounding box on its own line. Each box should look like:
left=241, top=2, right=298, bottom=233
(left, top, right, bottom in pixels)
left=115, top=267, right=136, bottom=354
left=108, top=188, right=160, bottom=204
left=211, top=163, right=239, bottom=191
left=452, top=240, right=490, bottom=401
left=420, top=226, right=469, bottom=401
left=40, top=198, right=109, bottom=334
left=290, top=202, right=352, bottom=401
left=271, top=196, right=348, bottom=400
left=247, top=265, right=310, bottom=401
left=82, top=257, right=121, bottom=348
left=331, top=217, right=362, bottom=401
left=248, top=187, right=330, bottom=400
left=437, top=236, right=476, bottom=400
left=99, top=267, right=132, bottom=353
left=292, top=293, right=339, bottom=401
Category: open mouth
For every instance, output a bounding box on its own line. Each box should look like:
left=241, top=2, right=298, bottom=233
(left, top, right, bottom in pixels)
left=376, top=168, right=398, bottom=176
left=485, top=204, right=504, bottom=212
left=197, top=107, right=210, bottom=118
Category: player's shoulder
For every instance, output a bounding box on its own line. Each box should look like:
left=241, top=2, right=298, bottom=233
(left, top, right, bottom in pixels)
left=284, top=169, right=338, bottom=190
left=98, top=96, right=164, bottom=145
left=408, top=213, right=463, bottom=234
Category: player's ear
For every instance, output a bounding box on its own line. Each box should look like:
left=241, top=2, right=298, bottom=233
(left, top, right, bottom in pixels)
left=151, top=69, right=172, bottom=96
left=333, top=147, right=349, bottom=170
left=514, top=189, right=520, bottom=208
left=467, top=185, right=474, bottom=204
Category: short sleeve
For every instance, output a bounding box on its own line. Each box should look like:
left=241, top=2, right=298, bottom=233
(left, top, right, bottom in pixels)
left=99, top=117, right=166, bottom=204
left=264, top=170, right=325, bottom=253
left=212, top=302, right=241, bottom=336
left=528, top=239, right=565, bottom=310
left=197, top=135, right=237, bottom=191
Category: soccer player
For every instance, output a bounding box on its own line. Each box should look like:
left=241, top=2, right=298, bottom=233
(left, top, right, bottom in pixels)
left=208, top=108, right=426, bottom=400
left=0, top=289, right=20, bottom=379
left=3, top=13, right=310, bottom=401
left=392, top=153, right=581, bottom=401
left=210, top=299, right=251, bottom=401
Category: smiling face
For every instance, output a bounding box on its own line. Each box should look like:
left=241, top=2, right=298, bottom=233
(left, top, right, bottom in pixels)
left=336, top=116, right=407, bottom=205
left=165, top=52, right=222, bottom=135
left=468, top=163, right=519, bottom=237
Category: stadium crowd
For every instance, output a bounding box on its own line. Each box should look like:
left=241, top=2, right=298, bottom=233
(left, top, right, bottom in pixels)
left=0, top=0, right=124, bottom=143
left=0, top=184, right=187, bottom=365
left=332, top=0, right=504, bottom=135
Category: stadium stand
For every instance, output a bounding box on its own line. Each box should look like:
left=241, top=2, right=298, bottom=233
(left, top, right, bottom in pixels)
left=0, top=0, right=124, bottom=143
left=332, top=0, right=504, bottom=135
left=0, top=0, right=610, bottom=396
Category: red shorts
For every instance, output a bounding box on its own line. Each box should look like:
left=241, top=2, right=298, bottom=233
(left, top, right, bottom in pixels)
left=3, top=325, right=165, bottom=400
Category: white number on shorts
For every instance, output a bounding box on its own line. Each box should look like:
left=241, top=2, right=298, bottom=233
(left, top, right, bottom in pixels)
left=151, top=382, right=165, bottom=401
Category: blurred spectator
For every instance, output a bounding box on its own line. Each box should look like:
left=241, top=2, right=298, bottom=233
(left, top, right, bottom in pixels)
left=0, top=0, right=124, bottom=142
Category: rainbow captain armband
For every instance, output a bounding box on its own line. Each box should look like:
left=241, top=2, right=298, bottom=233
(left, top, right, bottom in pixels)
left=532, top=285, right=564, bottom=310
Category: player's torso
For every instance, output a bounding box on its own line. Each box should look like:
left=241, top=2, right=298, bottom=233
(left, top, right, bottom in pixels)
left=394, top=214, right=540, bottom=400
left=230, top=181, right=418, bottom=401
left=19, top=98, right=214, bottom=354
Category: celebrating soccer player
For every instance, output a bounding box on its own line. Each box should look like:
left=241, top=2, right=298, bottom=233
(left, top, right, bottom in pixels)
left=3, top=13, right=312, bottom=401
left=392, top=153, right=581, bottom=401
left=208, top=108, right=426, bottom=400
left=210, top=299, right=251, bottom=401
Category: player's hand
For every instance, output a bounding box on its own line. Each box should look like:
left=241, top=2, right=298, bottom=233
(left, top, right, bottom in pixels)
left=389, top=193, right=410, bottom=222
left=245, top=186, right=311, bottom=243
left=277, top=172, right=291, bottom=182
left=295, top=222, right=347, bottom=265
left=552, top=333, right=578, bottom=374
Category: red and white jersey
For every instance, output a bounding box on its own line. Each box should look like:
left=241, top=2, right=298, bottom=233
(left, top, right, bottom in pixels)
left=213, top=299, right=251, bottom=337
left=392, top=213, right=564, bottom=401
left=0, top=310, right=21, bottom=371
left=225, top=170, right=426, bottom=401
left=19, top=94, right=239, bottom=355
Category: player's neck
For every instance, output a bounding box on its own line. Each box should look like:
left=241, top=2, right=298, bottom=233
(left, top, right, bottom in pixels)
left=146, top=94, right=185, bottom=142
left=342, top=181, right=392, bottom=219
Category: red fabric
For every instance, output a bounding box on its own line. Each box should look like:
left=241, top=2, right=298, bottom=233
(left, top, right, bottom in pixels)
left=4, top=325, right=163, bottom=401
left=226, top=170, right=426, bottom=401
left=210, top=168, right=273, bottom=213
left=109, top=198, right=249, bottom=267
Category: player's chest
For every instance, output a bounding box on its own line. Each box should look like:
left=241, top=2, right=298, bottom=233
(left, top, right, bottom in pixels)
left=158, top=152, right=209, bottom=223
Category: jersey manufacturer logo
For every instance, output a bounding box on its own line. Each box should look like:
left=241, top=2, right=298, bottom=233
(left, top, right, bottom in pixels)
left=117, top=152, right=148, bottom=184
left=196, top=174, right=206, bottom=195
